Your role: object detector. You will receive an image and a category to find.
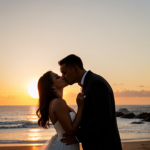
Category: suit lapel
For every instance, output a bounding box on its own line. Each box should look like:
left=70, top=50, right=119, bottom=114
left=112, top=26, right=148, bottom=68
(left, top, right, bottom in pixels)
left=83, top=70, right=92, bottom=92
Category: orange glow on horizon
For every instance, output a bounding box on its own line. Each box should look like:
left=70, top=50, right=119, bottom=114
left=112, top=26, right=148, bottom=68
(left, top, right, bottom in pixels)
left=0, top=86, right=150, bottom=105
left=0, top=80, right=150, bottom=105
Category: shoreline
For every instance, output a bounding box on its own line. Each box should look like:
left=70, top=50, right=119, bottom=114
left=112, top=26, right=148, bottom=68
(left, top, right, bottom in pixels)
left=0, top=140, right=150, bottom=150
left=1, top=138, right=150, bottom=146
left=122, top=139, right=150, bottom=142
left=0, top=142, right=150, bottom=150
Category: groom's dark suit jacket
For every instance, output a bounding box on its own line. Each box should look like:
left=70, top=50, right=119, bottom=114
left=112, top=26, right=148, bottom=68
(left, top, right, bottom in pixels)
left=76, top=71, right=122, bottom=150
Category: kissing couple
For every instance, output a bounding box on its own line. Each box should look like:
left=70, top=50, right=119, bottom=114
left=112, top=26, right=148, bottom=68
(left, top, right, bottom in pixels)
left=37, top=54, right=122, bottom=150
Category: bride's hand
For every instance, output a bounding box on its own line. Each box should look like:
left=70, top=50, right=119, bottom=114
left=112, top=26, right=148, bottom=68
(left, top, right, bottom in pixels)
left=76, top=93, right=84, bottom=110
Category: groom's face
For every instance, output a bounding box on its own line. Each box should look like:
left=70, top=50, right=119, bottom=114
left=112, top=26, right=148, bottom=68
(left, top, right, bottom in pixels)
left=60, top=64, right=77, bottom=85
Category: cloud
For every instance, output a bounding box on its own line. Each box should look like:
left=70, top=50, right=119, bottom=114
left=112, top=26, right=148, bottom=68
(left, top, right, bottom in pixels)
left=67, top=90, right=150, bottom=98
left=114, top=90, right=150, bottom=97
left=138, top=85, right=145, bottom=87
left=113, top=83, right=124, bottom=86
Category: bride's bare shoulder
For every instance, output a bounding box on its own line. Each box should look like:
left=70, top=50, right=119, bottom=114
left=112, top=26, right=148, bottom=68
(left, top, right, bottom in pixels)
left=53, top=98, right=68, bottom=111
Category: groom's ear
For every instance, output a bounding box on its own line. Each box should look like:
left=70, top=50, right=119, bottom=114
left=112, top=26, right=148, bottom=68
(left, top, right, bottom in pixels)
left=74, top=66, right=80, bottom=73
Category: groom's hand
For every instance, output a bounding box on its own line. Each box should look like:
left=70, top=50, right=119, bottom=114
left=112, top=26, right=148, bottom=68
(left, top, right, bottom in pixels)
left=61, top=133, right=78, bottom=145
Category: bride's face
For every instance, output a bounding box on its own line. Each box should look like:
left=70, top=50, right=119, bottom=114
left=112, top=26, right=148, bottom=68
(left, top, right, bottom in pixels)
left=50, top=72, right=68, bottom=89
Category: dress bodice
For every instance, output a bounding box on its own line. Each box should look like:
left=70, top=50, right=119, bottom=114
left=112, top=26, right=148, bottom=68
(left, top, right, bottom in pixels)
left=54, top=112, right=76, bottom=137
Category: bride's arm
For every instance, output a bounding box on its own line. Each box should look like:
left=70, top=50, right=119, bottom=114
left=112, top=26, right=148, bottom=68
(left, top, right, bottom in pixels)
left=53, top=94, right=84, bottom=136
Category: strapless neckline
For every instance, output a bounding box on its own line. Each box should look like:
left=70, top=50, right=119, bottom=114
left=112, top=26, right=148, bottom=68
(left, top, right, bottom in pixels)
left=53, top=112, right=76, bottom=137
left=38, top=111, right=80, bottom=150
left=54, top=112, right=75, bottom=126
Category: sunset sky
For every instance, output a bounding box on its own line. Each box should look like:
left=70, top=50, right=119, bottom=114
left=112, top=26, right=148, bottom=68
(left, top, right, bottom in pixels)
left=0, top=0, right=150, bottom=105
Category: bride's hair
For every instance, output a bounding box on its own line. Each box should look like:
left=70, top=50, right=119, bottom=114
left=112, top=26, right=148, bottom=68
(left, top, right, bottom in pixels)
left=36, top=71, right=58, bottom=129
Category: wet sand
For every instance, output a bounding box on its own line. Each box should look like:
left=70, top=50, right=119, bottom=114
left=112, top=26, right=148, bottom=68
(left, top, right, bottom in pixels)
left=0, top=141, right=150, bottom=150
left=121, top=141, right=150, bottom=150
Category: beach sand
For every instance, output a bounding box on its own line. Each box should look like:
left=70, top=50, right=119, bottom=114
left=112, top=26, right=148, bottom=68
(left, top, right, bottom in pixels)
left=121, top=141, right=150, bottom=150
left=0, top=141, right=150, bottom=150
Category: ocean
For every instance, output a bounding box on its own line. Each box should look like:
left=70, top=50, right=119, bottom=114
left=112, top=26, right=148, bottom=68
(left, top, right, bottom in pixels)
left=0, top=105, right=150, bottom=144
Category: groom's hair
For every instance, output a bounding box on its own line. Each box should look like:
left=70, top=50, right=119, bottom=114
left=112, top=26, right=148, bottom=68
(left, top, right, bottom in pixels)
left=58, top=54, right=84, bottom=70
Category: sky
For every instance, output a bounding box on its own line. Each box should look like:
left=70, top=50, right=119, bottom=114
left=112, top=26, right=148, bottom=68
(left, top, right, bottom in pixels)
left=0, top=0, right=150, bottom=105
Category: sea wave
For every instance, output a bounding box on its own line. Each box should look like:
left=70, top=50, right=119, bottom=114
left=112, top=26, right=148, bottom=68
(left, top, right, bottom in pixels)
left=0, top=140, right=46, bottom=144
left=0, top=121, right=39, bottom=129
left=0, top=120, right=53, bottom=129
left=0, top=121, right=25, bottom=125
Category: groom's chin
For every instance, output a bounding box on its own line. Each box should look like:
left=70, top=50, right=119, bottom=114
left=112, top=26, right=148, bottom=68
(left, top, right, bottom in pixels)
left=67, top=80, right=76, bottom=85
left=64, top=83, right=69, bottom=87
left=68, top=82, right=75, bottom=85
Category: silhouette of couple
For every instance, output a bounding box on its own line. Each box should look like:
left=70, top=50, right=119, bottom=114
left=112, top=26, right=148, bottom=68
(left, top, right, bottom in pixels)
left=37, top=54, right=122, bottom=150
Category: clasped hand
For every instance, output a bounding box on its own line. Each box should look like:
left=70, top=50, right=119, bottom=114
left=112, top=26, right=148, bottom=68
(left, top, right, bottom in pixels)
left=61, top=133, right=78, bottom=145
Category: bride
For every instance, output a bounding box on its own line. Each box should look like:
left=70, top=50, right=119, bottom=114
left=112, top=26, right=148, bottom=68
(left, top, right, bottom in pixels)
left=36, top=71, right=84, bottom=150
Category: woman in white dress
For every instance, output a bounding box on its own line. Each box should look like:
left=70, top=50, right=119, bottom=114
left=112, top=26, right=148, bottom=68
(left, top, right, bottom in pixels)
left=36, top=71, right=84, bottom=150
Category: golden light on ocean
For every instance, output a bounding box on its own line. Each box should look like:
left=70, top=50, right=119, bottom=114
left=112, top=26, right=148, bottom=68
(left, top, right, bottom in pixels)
left=28, top=129, right=41, bottom=141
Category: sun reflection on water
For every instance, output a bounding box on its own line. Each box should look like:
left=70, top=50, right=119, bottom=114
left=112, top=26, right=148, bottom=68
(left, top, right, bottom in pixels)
left=27, top=109, right=38, bottom=122
left=28, top=115, right=38, bottom=122
left=28, top=129, right=41, bottom=141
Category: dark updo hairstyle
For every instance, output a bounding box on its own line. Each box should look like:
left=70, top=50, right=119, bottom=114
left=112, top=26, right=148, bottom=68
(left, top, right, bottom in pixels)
left=36, top=71, right=58, bottom=129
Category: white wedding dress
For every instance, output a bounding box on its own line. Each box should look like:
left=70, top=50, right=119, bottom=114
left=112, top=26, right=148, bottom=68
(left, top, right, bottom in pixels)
left=39, top=112, right=80, bottom=150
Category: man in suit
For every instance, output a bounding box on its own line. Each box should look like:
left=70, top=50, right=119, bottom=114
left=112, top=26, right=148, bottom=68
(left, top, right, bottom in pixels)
left=59, top=54, right=122, bottom=150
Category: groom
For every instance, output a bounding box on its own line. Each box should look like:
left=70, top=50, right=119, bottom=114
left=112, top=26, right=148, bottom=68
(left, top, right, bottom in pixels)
left=58, top=54, right=122, bottom=150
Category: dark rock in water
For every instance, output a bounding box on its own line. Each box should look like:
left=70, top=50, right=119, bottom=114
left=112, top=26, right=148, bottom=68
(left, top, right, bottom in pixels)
left=136, top=113, right=150, bottom=119
left=144, top=117, right=150, bottom=122
left=131, top=121, right=144, bottom=124
left=121, top=113, right=136, bottom=118
left=116, top=108, right=130, bottom=114
left=116, top=112, right=124, bottom=117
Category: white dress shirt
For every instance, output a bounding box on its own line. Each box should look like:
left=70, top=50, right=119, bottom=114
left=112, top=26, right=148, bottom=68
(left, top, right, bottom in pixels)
left=80, top=71, right=88, bottom=86
left=76, top=71, right=88, bottom=143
